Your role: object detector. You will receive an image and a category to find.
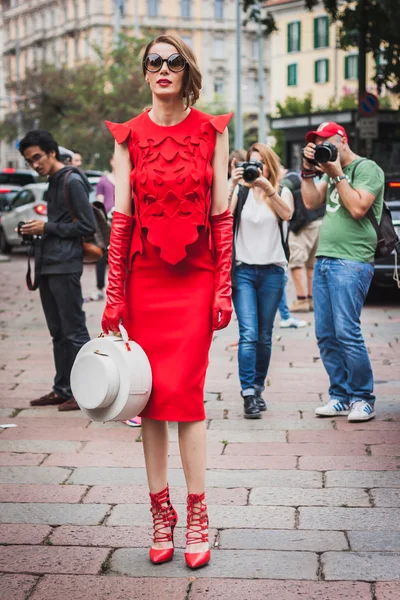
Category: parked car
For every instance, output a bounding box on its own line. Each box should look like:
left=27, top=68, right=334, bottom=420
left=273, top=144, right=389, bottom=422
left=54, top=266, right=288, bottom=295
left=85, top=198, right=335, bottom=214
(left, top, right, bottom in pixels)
left=385, top=178, right=400, bottom=203
left=0, top=168, right=39, bottom=186
left=372, top=200, right=400, bottom=288
left=0, top=185, right=22, bottom=214
left=0, top=183, right=48, bottom=253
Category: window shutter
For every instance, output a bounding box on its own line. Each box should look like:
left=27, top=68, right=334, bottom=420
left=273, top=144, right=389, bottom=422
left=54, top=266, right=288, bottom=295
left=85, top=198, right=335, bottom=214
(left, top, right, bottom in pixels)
left=294, top=64, right=297, bottom=85
left=324, top=16, right=329, bottom=47
left=314, top=60, right=318, bottom=83
left=287, top=23, right=291, bottom=53
left=325, top=59, right=329, bottom=82
left=298, top=21, right=301, bottom=52
left=344, top=56, right=349, bottom=79
left=314, top=18, right=317, bottom=48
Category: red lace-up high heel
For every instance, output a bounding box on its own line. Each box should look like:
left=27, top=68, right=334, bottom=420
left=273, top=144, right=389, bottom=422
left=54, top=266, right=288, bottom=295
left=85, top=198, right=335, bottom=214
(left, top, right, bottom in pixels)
left=149, top=485, right=178, bottom=565
left=184, top=492, right=211, bottom=569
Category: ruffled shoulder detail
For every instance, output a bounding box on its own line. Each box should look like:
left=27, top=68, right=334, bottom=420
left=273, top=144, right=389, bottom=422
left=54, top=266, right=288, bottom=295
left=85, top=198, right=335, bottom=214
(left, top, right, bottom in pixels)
left=105, top=120, right=132, bottom=144
left=209, top=112, right=234, bottom=134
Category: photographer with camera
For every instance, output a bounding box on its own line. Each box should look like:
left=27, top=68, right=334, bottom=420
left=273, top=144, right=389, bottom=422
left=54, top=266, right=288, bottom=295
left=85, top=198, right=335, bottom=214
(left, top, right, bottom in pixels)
left=230, top=144, right=293, bottom=419
left=302, top=121, right=384, bottom=422
left=18, top=130, right=96, bottom=411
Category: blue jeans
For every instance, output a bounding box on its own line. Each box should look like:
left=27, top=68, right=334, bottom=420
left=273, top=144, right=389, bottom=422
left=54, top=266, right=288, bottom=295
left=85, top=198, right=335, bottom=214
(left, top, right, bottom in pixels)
left=279, top=275, right=291, bottom=320
left=313, top=257, right=375, bottom=406
left=233, top=264, right=285, bottom=395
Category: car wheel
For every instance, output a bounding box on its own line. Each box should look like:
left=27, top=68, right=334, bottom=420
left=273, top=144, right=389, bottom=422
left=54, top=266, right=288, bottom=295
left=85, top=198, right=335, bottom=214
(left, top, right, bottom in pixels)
left=0, top=227, right=11, bottom=254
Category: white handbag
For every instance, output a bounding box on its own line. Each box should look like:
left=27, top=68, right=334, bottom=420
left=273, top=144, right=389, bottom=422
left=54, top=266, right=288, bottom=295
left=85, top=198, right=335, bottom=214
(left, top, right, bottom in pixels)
left=71, top=325, right=152, bottom=422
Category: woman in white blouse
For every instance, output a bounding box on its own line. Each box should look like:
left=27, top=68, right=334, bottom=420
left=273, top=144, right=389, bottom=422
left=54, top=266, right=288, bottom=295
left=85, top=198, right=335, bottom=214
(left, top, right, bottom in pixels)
left=230, top=143, right=293, bottom=419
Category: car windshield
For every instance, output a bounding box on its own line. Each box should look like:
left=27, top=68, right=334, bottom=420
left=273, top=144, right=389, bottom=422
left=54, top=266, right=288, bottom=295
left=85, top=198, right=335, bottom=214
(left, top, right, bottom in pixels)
left=0, top=190, right=19, bottom=210
left=0, top=173, right=36, bottom=186
left=386, top=181, right=400, bottom=203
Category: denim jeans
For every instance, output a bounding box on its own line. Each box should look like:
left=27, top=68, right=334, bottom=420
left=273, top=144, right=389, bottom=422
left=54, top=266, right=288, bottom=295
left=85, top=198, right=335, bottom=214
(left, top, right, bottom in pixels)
left=313, top=257, right=375, bottom=406
left=278, top=275, right=291, bottom=321
left=40, top=273, right=90, bottom=399
left=233, top=264, right=285, bottom=396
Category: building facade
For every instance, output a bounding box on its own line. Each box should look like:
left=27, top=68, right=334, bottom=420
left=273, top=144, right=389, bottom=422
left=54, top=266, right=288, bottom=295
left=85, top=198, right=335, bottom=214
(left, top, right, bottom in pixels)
left=266, top=0, right=393, bottom=115
left=0, top=0, right=268, bottom=166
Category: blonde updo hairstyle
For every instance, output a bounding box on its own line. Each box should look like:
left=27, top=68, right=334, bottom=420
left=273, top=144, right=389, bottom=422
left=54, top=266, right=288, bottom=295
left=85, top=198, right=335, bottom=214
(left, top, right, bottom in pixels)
left=142, top=35, right=202, bottom=109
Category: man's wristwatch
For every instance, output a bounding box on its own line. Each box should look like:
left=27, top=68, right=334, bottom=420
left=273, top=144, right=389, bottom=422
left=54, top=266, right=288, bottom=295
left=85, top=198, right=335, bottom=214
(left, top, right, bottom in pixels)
left=334, top=175, right=346, bottom=185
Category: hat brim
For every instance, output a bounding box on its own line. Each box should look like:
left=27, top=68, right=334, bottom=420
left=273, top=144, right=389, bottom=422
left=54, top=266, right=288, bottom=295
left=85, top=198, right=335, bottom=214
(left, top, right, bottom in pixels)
left=306, top=130, right=332, bottom=143
left=72, top=337, right=151, bottom=422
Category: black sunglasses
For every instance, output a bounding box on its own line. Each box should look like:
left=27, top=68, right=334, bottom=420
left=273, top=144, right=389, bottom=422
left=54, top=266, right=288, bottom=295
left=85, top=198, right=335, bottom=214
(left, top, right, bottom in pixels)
left=144, top=53, right=186, bottom=73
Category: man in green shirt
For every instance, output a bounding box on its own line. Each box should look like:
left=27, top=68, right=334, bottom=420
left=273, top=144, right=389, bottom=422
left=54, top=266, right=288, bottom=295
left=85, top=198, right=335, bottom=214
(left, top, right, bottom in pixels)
left=301, top=121, right=384, bottom=422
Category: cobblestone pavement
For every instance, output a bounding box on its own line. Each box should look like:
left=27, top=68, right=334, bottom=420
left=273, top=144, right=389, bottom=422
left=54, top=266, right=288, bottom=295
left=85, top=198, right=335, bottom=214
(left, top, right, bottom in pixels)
left=0, top=253, right=399, bottom=600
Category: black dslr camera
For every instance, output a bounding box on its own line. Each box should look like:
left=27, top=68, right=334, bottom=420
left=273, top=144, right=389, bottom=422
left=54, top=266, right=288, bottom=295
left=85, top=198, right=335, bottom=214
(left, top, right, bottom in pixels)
left=303, top=141, right=338, bottom=165
left=237, top=160, right=264, bottom=183
left=17, top=221, right=34, bottom=243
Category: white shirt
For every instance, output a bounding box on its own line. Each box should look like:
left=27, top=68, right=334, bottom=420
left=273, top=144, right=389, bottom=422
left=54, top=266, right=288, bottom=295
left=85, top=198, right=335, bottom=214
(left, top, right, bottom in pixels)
left=235, top=187, right=290, bottom=267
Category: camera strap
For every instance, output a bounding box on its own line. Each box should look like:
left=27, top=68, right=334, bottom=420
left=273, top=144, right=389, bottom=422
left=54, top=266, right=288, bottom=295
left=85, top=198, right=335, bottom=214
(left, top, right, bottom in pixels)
left=26, top=238, right=43, bottom=291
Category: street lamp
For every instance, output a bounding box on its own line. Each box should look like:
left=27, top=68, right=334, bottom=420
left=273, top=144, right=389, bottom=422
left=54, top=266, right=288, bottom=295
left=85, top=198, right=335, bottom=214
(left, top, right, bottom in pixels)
left=235, top=0, right=243, bottom=149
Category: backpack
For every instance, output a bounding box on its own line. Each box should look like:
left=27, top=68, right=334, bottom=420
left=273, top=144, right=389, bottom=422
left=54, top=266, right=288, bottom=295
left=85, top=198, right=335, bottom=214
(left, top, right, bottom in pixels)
left=63, top=170, right=110, bottom=264
left=231, top=184, right=290, bottom=287
left=283, top=171, right=325, bottom=234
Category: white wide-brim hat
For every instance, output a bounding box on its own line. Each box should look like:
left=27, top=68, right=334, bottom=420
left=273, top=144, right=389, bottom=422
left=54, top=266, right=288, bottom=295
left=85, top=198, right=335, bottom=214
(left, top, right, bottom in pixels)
left=71, top=325, right=152, bottom=422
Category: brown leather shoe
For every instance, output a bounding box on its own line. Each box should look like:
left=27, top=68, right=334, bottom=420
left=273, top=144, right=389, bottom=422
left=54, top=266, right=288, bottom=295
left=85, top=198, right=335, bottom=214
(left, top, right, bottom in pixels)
left=58, top=398, right=80, bottom=411
left=30, top=391, right=66, bottom=407
left=289, top=299, right=310, bottom=313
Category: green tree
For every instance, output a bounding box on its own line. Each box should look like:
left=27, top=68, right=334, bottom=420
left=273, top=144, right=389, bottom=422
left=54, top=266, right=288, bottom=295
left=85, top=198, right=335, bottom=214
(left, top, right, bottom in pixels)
left=0, top=35, right=151, bottom=169
left=275, top=93, right=313, bottom=117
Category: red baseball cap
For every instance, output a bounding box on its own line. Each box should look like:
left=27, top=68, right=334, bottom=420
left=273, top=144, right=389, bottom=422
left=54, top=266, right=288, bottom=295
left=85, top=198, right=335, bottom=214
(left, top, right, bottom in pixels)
left=306, top=121, right=348, bottom=143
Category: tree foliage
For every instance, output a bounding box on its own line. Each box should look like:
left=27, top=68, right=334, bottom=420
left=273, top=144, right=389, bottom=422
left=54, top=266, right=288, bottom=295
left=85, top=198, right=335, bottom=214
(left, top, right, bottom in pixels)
left=0, top=35, right=152, bottom=169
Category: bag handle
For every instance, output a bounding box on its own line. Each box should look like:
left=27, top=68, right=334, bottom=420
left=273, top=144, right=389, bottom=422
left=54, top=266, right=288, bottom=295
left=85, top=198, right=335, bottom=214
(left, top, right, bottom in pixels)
left=26, top=238, right=42, bottom=291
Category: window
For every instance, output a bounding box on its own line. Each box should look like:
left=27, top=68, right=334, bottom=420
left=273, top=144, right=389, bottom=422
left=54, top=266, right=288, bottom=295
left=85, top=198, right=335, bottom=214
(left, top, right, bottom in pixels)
left=287, top=21, right=301, bottom=53
left=181, top=34, right=193, bottom=48
left=287, top=63, right=297, bottom=86
left=181, top=0, right=191, bottom=18
left=314, top=15, right=329, bottom=48
left=148, top=0, right=159, bottom=17
left=214, top=77, right=224, bottom=95
left=214, top=0, right=224, bottom=20
left=12, top=190, right=35, bottom=209
left=74, top=35, right=80, bottom=61
left=344, top=54, right=358, bottom=79
left=245, top=77, right=258, bottom=104
left=213, top=38, right=224, bottom=59
left=85, top=0, right=90, bottom=16
left=251, top=38, right=258, bottom=59
left=315, top=58, right=329, bottom=83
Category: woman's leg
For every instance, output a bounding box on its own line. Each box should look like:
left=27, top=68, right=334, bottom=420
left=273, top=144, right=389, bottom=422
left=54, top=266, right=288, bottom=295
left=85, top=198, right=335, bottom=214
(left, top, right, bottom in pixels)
left=254, top=266, right=285, bottom=390
left=141, top=417, right=171, bottom=550
left=178, top=420, right=208, bottom=554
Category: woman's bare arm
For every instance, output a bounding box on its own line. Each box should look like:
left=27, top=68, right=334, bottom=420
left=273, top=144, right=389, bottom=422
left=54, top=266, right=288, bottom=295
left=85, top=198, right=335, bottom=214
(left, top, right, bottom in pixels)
left=114, top=141, right=133, bottom=216
left=211, top=129, right=230, bottom=216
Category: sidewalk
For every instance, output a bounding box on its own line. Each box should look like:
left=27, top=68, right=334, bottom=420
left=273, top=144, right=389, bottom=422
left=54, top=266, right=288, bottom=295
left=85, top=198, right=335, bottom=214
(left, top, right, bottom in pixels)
left=0, top=254, right=399, bottom=600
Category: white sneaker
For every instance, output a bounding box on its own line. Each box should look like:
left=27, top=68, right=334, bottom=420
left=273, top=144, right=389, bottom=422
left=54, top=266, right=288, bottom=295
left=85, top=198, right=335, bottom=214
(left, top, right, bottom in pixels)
left=348, top=401, right=375, bottom=422
left=89, top=290, right=104, bottom=301
left=315, top=399, right=350, bottom=417
left=280, top=317, right=307, bottom=329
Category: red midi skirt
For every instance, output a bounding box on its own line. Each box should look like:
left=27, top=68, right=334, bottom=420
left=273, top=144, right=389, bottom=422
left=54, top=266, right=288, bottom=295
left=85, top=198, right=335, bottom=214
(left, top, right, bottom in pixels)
left=124, top=230, right=215, bottom=422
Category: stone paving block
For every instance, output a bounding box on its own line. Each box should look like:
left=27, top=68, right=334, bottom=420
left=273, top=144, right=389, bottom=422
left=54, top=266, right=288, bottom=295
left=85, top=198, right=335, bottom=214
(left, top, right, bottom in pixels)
left=205, top=454, right=297, bottom=470
left=335, top=420, right=400, bottom=431
left=206, top=430, right=287, bottom=442
left=370, top=489, right=400, bottom=507
left=108, top=504, right=295, bottom=529
left=208, top=419, right=335, bottom=430
left=0, top=452, right=47, bottom=466
left=49, top=525, right=217, bottom=549
left=0, top=440, right=83, bottom=454
left=0, top=425, right=140, bottom=443
left=0, top=466, right=71, bottom=484
left=0, top=574, right=39, bottom=600
left=110, top=548, right=318, bottom=579
left=224, top=442, right=367, bottom=457
left=289, top=430, right=400, bottom=444
left=219, top=529, right=347, bottom=551
left=249, top=487, right=370, bottom=507
left=0, top=546, right=109, bottom=575
left=81, top=440, right=223, bottom=456
left=349, top=532, right=400, bottom=552
left=300, top=507, right=400, bottom=531
left=375, top=582, right=400, bottom=600
left=190, top=580, right=372, bottom=600
left=322, top=551, right=400, bottom=581
left=69, top=467, right=322, bottom=488
left=326, top=471, right=400, bottom=488
left=0, top=503, right=110, bottom=525
left=83, top=485, right=248, bottom=505
left=299, top=456, right=400, bottom=471
left=0, top=408, right=15, bottom=418
left=17, top=408, right=88, bottom=419
left=31, top=575, right=190, bottom=600
left=0, top=523, right=51, bottom=545
left=43, top=452, right=148, bottom=468
left=0, top=484, right=88, bottom=504
left=371, top=445, right=400, bottom=456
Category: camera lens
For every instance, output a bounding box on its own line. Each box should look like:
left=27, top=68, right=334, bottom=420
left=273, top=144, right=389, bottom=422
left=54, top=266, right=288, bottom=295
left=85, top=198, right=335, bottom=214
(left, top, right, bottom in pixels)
left=314, top=145, right=332, bottom=164
left=243, top=166, right=259, bottom=183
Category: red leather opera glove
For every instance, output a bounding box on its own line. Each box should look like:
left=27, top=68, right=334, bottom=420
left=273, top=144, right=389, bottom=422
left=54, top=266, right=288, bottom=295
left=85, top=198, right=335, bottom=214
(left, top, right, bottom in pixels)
left=210, top=208, right=234, bottom=331
left=101, top=211, right=134, bottom=334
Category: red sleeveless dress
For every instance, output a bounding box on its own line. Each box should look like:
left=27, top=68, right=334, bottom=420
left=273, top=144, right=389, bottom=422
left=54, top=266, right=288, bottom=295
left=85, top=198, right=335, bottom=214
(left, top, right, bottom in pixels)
left=106, top=108, right=233, bottom=421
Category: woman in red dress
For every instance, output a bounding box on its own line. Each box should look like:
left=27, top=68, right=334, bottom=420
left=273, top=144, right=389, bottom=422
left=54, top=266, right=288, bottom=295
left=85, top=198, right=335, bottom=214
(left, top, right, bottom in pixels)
left=101, top=35, right=233, bottom=569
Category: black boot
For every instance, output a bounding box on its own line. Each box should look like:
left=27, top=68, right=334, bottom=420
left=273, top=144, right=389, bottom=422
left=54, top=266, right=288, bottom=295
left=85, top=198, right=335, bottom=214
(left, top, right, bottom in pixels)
left=255, top=390, right=267, bottom=412
left=243, top=395, right=261, bottom=419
